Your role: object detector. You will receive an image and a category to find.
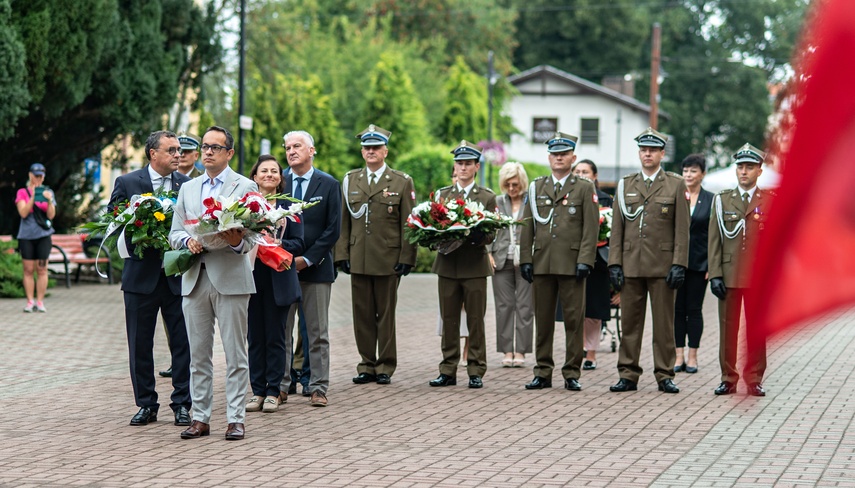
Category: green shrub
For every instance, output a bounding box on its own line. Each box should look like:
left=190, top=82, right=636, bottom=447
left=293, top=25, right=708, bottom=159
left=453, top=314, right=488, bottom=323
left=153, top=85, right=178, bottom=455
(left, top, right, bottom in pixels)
left=413, top=246, right=437, bottom=274
left=0, top=239, right=55, bottom=298
left=394, top=144, right=456, bottom=200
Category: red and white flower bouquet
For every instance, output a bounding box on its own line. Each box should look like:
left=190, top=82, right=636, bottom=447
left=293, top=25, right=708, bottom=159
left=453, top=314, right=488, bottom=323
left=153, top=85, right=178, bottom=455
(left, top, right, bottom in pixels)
left=405, top=196, right=518, bottom=254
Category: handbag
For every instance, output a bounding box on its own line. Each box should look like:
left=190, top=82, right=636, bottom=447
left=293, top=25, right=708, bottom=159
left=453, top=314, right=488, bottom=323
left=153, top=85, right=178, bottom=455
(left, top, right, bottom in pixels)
left=28, top=189, right=52, bottom=230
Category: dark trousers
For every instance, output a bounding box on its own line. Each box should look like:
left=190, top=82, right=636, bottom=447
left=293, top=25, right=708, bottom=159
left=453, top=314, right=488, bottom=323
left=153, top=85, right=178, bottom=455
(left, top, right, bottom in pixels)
left=618, top=277, right=677, bottom=383
left=124, top=273, right=190, bottom=411
left=532, top=275, right=585, bottom=380
left=674, top=269, right=707, bottom=348
left=290, top=303, right=310, bottom=388
left=352, top=273, right=400, bottom=376
left=247, top=266, right=291, bottom=397
left=718, top=287, right=766, bottom=384
left=438, top=276, right=487, bottom=377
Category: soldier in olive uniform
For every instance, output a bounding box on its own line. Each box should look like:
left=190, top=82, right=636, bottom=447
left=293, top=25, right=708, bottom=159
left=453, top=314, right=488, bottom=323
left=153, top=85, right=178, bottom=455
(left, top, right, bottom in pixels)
left=708, top=143, right=771, bottom=397
left=335, top=125, right=417, bottom=385
left=429, top=141, right=497, bottom=389
left=519, top=132, right=599, bottom=391
left=608, top=128, right=690, bottom=394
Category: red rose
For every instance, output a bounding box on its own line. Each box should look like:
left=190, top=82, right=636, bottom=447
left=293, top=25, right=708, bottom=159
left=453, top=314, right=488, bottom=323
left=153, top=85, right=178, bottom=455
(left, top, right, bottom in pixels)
left=464, top=208, right=472, bottom=217
left=247, top=201, right=262, bottom=213
left=113, top=209, right=118, bottom=216
left=203, top=197, right=216, bottom=208
left=134, top=220, right=143, bottom=228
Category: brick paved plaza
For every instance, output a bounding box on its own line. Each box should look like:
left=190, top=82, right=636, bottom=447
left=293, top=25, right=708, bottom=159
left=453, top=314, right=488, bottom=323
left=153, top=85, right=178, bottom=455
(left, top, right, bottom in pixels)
left=2, top=273, right=854, bottom=487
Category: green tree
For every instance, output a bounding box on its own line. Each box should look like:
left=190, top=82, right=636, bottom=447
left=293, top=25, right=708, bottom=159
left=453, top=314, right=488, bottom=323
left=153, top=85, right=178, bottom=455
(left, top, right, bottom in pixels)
left=440, top=56, right=489, bottom=143
left=0, top=0, right=28, bottom=140
left=0, top=0, right=219, bottom=234
left=244, top=72, right=349, bottom=179
left=511, top=0, right=650, bottom=81
left=359, top=51, right=429, bottom=157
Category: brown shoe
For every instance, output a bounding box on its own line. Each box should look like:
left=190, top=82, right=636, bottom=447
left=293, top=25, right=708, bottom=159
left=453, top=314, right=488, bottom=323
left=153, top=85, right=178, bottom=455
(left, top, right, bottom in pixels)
left=310, top=390, right=328, bottom=407
left=225, top=422, right=245, bottom=440
left=180, top=420, right=210, bottom=439
left=278, top=391, right=288, bottom=404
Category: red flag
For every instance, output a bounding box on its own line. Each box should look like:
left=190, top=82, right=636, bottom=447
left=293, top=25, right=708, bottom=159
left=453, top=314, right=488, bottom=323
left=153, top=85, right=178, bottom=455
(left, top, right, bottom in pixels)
left=749, top=0, right=855, bottom=337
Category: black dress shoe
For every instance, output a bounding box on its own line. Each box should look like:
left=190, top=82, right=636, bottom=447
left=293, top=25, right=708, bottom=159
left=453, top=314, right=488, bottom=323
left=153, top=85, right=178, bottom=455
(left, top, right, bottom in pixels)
left=287, top=382, right=297, bottom=395
left=429, top=374, right=456, bottom=387
left=174, top=406, right=191, bottom=426
left=159, top=367, right=173, bottom=378
left=352, top=372, right=378, bottom=384
left=684, top=365, right=698, bottom=374
left=525, top=376, right=552, bottom=389
left=609, top=378, right=638, bottom=392
left=301, top=384, right=311, bottom=397
left=673, top=363, right=685, bottom=373
left=375, top=374, right=391, bottom=384
left=565, top=378, right=582, bottom=391
left=714, top=381, right=737, bottom=395
left=468, top=375, right=483, bottom=389
left=582, top=360, right=597, bottom=370
left=130, top=407, right=158, bottom=426
left=748, top=383, right=766, bottom=397
left=658, top=378, right=680, bottom=393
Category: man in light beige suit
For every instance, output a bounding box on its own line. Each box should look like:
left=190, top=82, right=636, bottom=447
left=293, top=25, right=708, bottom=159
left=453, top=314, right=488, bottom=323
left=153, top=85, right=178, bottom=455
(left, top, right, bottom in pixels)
left=169, top=125, right=258, bottom=441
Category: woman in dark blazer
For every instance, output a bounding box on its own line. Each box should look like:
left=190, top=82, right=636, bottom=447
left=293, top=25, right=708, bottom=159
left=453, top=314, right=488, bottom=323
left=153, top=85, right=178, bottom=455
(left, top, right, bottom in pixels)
left=674, top=154, right=713, bottom=373
left=246, top=155, right=305, bottom=413
left=573, top=160, right=614, bottom=370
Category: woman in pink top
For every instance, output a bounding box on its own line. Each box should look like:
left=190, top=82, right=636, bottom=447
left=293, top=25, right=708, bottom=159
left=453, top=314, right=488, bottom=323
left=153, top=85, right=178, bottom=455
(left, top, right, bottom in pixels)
left=15, top=163, right=56, bottom=313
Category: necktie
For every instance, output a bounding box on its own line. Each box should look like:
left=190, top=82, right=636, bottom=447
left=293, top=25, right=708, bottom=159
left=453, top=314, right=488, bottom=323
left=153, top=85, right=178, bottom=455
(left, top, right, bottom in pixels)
left=645, top=178, right=652, bottom=190
left=369, top=173, right=376, bottom=189
left=554, top=181, right=562, bottom=195
left=742, top=192, right=750, bottom=204
left=294, top=177, right=305, bottom=200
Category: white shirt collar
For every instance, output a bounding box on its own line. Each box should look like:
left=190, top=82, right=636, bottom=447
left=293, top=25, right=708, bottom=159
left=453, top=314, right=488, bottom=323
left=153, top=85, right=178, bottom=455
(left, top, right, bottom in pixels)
left=147, top=165, right=171, bottom=189
left=740, top=185, right=757, bottom=201
left=367, top=164, right=387, bottom=181
left=642, top=167, right=661, bottom=182
left=458, top=180, right=476, bottom=197
left=551, top=173, right=570, bottom=187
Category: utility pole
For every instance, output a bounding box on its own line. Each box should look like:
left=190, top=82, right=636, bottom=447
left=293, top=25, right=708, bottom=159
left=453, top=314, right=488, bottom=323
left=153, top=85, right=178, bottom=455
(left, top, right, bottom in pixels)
left=237, top=0, right=247, bottom=174
left=649, top=22, right=661, bottom=129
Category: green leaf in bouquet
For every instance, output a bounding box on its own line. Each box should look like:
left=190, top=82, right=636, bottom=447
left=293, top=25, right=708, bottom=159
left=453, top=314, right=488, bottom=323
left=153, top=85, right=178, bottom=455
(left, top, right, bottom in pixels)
left=164, top=249, right=201, bottom=276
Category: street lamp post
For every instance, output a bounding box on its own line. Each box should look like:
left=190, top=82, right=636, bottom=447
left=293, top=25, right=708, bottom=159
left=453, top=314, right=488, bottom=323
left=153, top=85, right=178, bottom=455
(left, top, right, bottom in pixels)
left=237, top=0, right=247, bottom=174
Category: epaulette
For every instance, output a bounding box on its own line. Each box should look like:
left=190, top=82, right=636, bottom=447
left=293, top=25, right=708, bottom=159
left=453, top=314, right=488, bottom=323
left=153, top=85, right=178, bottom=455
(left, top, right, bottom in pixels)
left=387, top=168, right=411, bottom=179
left=623, top=172, right=640, bottom=180
left=665, top=171, right=682, bottom=178
left=760, top=188, right=777, bottom=197
left=437, top=185, right=453, bottom=192
left=345, top=168, right=361, bottom=176
left=576, top=175, right=594, bottom=183
left=717, top=189, right=731, bottom=195
left=479, top=186, right=495, bottom=195
left=534, top=175, right=549, bottom=181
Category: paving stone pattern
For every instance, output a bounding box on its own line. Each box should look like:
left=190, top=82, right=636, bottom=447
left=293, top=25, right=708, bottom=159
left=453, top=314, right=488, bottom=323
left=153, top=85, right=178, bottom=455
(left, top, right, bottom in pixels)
left=1, top=274, right=854, bottom=487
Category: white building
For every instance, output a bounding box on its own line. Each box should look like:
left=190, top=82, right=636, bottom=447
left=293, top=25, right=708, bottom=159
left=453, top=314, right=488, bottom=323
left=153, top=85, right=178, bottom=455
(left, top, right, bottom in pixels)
left=506, top=65, right=670, bottom=185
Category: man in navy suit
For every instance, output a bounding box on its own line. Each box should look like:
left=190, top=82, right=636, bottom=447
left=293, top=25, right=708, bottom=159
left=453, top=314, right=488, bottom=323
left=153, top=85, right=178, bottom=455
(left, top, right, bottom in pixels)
left=278, top=130, right=341, bottom=407
left=110, top=130, right=192, bottom=427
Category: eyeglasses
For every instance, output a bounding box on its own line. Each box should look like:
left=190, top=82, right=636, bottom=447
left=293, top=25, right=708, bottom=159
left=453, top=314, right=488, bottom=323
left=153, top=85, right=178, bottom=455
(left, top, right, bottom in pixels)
left=201, top=144, right=232, bottom=154
left=161, top=147, right=182, bottom=156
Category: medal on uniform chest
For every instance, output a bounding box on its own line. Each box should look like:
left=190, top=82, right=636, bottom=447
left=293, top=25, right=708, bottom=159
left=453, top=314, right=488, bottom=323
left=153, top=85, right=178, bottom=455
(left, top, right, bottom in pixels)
left=753, top=213, right=760, bottom=220
left=662, top=206, right=669, bottom=215
left=569, top=206, right=576, bottom=215
left=545, top=199, right=552, bottom=205
left=562, top=198, right=568, bottom=206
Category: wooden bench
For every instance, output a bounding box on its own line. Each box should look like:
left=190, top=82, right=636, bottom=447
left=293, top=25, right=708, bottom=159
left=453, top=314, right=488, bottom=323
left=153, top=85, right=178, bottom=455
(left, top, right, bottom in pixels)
left=49, top=234, right=114, bottom=287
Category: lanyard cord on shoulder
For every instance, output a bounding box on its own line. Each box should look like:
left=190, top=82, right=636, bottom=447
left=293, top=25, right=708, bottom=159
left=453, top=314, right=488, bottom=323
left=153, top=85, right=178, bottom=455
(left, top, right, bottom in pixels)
left=714, top=193, right=745, bottom=240
left=342, top=173, right=367, bottom=220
